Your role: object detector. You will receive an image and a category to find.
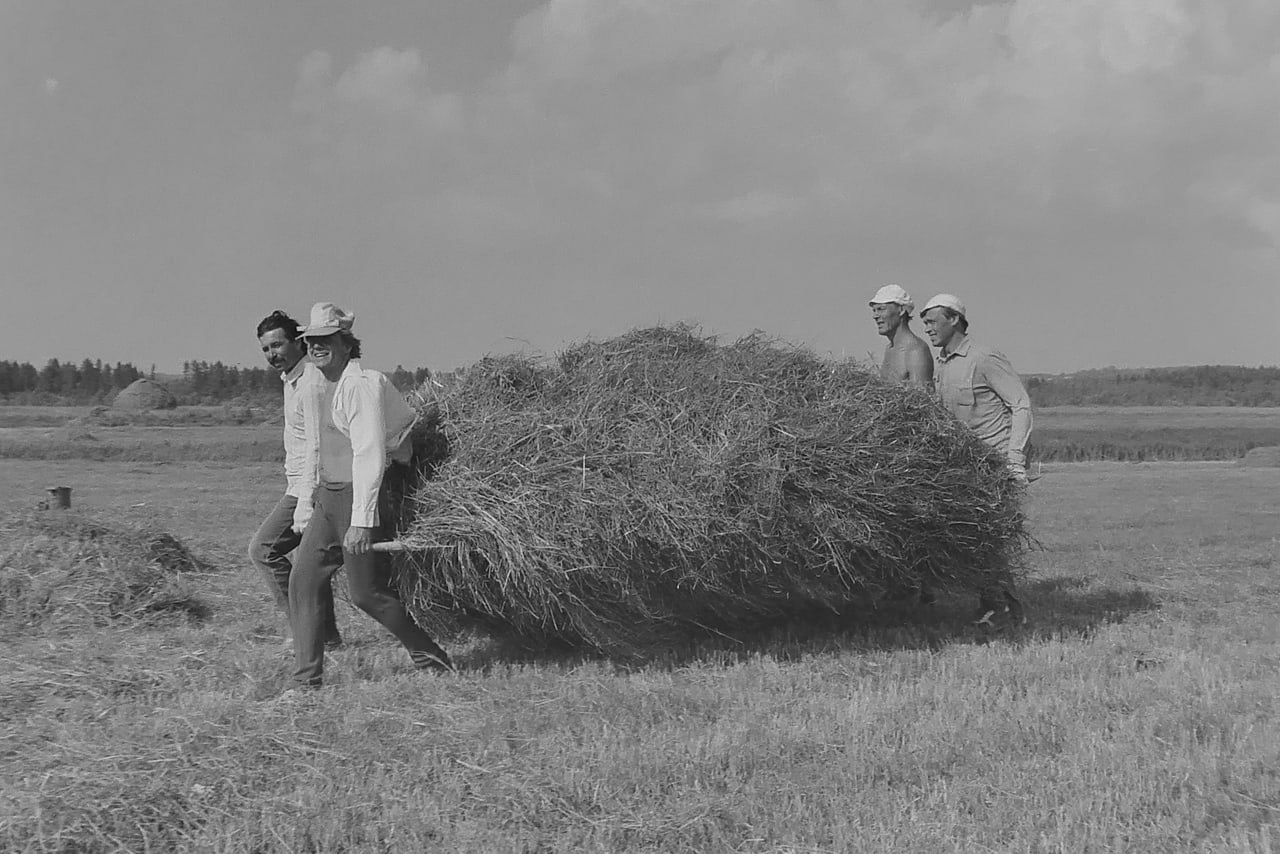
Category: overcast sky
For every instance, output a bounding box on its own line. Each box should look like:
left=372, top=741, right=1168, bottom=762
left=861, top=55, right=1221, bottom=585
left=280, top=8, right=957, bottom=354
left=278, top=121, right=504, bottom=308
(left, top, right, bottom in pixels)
left=3, top=0, right=1277, bottom=374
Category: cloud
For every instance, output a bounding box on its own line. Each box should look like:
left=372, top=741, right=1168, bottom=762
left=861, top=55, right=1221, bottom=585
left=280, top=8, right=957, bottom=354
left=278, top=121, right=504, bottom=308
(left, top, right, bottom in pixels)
left=285, top=0, right=1280, bottom=304
left=293, top=46, right=463, bottom=147
left=43, top=77, right=58, bottom=93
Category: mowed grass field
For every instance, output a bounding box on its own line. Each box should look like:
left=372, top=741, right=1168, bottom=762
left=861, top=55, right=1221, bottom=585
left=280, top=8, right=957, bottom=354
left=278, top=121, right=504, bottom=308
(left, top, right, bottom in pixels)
left=2, top=442, right=1279, bottom=849
left=4, top=404, right=1279, bottom=463
left=1030, top=407, right=1280, bottom=462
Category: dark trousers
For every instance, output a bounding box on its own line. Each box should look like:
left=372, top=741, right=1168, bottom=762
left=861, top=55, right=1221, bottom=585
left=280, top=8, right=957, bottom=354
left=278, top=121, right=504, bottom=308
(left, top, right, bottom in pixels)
left=289, top=469, right=443, bottom=687
left=247, top=493, right=339, bottom=641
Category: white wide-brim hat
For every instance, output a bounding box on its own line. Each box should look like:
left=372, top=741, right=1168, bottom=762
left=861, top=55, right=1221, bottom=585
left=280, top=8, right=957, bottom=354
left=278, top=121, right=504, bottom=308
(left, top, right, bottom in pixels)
left=298, top=302, right=356, bottom=337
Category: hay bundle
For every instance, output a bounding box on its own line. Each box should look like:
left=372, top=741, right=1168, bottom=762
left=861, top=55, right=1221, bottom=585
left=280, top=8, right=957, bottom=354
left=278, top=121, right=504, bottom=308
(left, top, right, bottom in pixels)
left=395, top=326, right=1029, bottom=654
left=0, top=512, right=209, bottom=632
left=1237, top=446, right=1280, bottom=467
left=113, top=378, right=177, bottom=411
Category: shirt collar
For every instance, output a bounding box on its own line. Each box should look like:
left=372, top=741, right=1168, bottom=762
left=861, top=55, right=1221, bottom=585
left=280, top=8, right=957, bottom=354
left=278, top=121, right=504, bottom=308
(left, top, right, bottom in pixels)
left=337, top=359, right=363, bottom=383
left=281, top=359, right=308, bottom=384
left=938, top=336, right=972, bottom=362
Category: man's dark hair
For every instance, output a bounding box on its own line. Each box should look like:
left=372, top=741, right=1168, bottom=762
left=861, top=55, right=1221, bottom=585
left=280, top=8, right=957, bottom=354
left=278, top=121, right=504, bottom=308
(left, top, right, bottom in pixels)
left=256, top=310, right=301, bottom=340
left=339, top=330, right=363, bottom=359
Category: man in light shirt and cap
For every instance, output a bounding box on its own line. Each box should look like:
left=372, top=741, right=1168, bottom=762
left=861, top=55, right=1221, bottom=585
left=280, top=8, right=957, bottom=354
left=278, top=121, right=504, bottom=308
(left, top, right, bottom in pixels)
left=868, top=284, right=933, bottom=388
left=920, top=293, right=1032, bottom=629
left=285, top=302, right=452, bottom=691
left=247, top=310, right=341, bottom=650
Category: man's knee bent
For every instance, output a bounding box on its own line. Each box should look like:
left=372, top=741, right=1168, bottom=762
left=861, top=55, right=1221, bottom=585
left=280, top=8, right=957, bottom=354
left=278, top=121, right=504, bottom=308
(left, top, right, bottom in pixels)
left=247, top=535, right=271, bottom=569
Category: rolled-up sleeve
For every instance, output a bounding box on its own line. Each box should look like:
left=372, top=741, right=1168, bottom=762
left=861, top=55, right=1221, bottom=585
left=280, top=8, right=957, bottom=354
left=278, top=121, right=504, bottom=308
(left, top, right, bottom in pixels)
left=980, top=352, right=1033, bottom=465
left=343, top=376, right=388, bottom=528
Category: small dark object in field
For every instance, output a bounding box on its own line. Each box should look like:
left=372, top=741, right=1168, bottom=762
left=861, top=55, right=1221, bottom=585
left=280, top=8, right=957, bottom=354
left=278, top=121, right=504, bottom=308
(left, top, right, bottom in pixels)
left=394, top=324, right=1031, bottom=655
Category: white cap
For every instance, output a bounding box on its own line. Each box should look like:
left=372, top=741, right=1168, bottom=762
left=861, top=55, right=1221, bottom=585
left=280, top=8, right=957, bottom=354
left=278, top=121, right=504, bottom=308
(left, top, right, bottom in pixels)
left=921, top=293, right=966, bottom=318
left=868, top=284, right=914, bottom=315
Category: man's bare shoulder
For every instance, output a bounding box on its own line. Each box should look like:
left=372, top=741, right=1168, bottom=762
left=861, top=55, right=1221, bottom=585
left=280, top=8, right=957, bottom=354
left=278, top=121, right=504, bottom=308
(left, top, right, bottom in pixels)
left=901, top=330, right=932, bottom=355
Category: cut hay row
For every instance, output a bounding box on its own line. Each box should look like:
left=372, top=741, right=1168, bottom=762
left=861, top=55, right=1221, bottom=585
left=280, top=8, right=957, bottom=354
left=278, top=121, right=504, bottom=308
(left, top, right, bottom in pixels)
left=394, top=325, right=1030, bottom=655
left=0, top=511, right=210, bottom=632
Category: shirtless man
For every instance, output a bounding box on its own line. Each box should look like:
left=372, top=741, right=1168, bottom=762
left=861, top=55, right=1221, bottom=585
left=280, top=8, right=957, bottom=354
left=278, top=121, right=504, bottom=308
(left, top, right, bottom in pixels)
left=869, top=284, right=933, bottom=388
left=869, top=284, right=937, bottom=607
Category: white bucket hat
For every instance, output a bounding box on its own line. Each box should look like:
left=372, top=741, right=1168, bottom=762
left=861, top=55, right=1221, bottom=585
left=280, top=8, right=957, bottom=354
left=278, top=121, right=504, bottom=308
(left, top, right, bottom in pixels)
left=298, top=302, right=356, bottom=338
left=868, top=284, right=914, bottom=315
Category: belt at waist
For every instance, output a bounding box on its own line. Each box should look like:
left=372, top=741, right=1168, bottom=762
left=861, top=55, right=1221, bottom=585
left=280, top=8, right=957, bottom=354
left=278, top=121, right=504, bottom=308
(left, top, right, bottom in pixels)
left=319, top=459, right=409, bottom=488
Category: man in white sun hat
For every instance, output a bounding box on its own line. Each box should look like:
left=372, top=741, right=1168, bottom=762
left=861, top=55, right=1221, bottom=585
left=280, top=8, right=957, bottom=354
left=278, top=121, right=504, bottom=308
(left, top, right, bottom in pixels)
left=283, top=301, right=452, bottom=692
left=868, top=284, right=933, bottom=388
left=920, top=293, right=1032, bottom=629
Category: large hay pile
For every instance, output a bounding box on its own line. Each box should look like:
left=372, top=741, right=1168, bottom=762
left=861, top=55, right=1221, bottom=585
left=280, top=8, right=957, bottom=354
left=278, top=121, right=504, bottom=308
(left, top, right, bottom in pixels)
left=113, top=378, right=177, bottom=411
left=1237, top=446, right=1280, bottom=467
left=0, top=512, right=209, bottom=632
left=395, top=326, right=1029, bottom=654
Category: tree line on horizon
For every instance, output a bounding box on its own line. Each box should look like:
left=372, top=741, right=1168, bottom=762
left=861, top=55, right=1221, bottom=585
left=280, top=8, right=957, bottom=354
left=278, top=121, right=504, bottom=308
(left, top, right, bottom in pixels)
left=2, top=358, right=1279, bottom=407
left=0, top=358, right=433, bottom=406
left=0, top=359, right=148, bottom=400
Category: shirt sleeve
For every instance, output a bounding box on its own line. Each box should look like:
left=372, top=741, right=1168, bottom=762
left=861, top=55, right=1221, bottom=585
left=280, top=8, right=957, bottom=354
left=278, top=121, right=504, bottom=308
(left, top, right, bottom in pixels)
left=291, top=369, right=323, bottom=532
left=980, top=351, right=1033, bottom=465
left=344, top=373, right=388, bottom=528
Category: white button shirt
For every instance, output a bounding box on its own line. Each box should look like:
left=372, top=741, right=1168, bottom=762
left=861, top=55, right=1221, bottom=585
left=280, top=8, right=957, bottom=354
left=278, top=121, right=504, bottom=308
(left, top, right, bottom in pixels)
left=297, top=360, right=416, bottom=530
left=281, top=359, right=320, bottom=498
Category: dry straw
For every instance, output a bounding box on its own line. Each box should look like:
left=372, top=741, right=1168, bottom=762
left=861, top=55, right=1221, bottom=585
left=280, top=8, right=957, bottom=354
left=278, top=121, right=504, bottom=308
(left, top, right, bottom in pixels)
left=394, top=325, right=1030, bottom=654
left=0, top=511, right=210, bottom=632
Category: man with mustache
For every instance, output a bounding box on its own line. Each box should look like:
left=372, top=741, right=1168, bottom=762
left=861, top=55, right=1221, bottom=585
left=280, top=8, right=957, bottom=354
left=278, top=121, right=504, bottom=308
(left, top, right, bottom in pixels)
left=248, top=310, right=341, bottom=650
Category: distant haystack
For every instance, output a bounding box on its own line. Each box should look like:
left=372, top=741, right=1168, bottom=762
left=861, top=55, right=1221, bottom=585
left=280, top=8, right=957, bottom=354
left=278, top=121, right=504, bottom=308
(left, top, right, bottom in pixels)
left=113, top=378, right=177, bottom=411
left=1238, top=446, right=1280, bottom=468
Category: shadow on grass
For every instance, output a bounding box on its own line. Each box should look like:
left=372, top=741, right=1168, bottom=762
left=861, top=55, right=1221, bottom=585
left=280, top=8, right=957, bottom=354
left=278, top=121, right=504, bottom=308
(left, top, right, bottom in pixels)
left=454, top=576, right=1162, bottom=673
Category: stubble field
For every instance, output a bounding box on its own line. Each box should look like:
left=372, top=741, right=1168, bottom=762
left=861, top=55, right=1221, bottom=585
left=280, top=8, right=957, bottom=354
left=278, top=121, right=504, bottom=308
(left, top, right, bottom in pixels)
left=1, top=422, right=1278, bottom=852
left=5, top=405, right=1280, bottom=464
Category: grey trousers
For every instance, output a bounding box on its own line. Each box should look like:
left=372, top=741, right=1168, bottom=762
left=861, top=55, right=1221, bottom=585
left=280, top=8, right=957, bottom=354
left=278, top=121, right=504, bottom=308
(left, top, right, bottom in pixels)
left=247, top=493, right=340, bottom=642
left=288, top=472, right=445, bottom=687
